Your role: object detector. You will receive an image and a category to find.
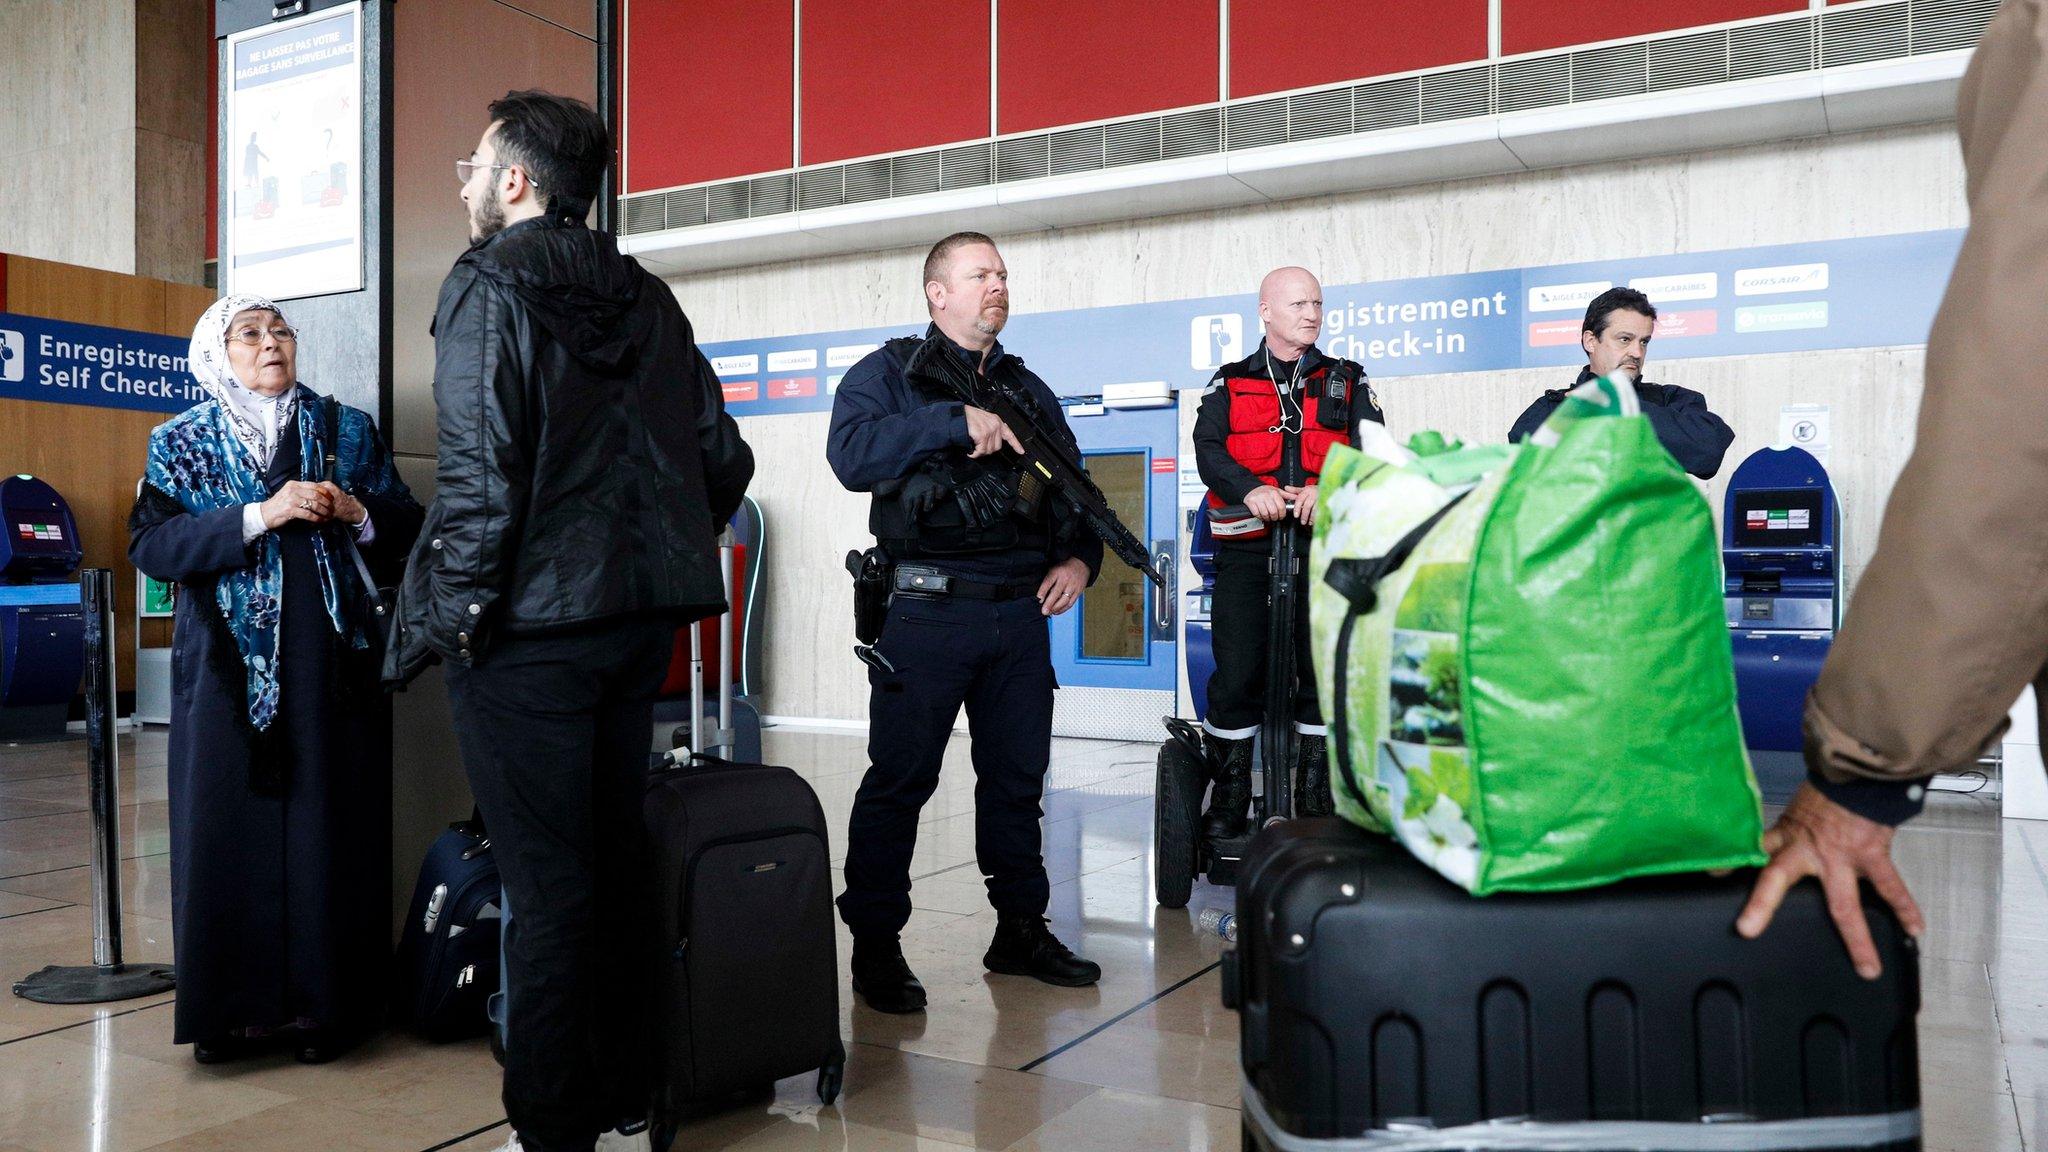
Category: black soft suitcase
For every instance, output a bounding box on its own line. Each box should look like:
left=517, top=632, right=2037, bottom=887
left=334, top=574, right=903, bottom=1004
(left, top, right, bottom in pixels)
left=647, top=751, right=845, bottom=1148
left=1229, top=819, right=1920, bottom=1151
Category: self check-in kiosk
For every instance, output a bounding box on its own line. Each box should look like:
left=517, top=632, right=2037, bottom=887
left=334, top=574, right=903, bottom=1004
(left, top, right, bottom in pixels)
left=1722, top=446, right=1840, bottom=800
left=0, top=475, right=86, bottom=739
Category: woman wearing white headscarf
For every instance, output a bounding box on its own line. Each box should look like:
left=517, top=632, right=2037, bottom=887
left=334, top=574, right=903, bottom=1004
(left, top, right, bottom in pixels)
left=129, top=295, right=422, bottom=1065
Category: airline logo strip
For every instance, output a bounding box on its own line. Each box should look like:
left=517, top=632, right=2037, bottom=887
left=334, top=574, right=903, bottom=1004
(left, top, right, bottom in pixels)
left=696, top=231, right=1961, bottom=419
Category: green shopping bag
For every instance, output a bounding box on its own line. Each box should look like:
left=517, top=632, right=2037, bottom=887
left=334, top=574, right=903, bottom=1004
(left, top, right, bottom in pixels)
left=1308, top=375, right=1764, bottom=894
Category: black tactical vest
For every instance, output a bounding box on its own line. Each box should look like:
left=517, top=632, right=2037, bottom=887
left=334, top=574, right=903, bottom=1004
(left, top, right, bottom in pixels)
left=869, top=335, right=1057, bottom=559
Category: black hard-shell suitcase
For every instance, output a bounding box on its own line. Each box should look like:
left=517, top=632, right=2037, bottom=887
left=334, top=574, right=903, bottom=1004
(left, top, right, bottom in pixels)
left=1229, top=819, right=1920, bottom=1151
left=392, top=817, right=502, bottom=1041
left=647, top=751, right=845, bottom=1148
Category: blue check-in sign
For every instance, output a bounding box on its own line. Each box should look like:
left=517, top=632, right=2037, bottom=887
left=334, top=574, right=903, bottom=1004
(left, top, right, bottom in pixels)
left=0, top=312, right=205, bottom=414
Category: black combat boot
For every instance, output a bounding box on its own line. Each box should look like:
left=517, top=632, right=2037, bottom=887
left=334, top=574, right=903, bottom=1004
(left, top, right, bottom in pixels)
left=851, top=935, right=928, bottom=1014
left=983, top=916, right=1101, bottom=987
left=1295, top=733, right=1333, bottom=817
left=1200, top=733, right=1254, bottom=839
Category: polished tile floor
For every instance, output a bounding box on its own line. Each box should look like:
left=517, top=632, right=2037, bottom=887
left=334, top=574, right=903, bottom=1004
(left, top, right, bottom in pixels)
left=0, top=725, right=2039, bottom=1151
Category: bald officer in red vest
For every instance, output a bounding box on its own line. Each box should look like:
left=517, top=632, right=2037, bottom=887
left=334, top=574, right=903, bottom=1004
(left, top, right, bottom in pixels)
left=1192, top=267, right=1383, bottom=831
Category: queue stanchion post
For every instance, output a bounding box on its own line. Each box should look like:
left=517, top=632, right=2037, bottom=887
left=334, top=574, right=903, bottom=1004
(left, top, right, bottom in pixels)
left=13, top=569, right=176, bottom=1004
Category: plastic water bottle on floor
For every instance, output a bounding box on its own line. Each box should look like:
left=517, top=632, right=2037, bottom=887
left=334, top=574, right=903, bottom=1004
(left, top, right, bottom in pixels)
left=1197, top=907, right=1237, bottom=943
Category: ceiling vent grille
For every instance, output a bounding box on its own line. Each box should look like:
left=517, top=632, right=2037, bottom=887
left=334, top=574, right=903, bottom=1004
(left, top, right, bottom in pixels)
left=622, top=194, right=665, bottom=234
left=1497, top=54, right=1571, bottom=113
left=1729, top=17, right=1815, bottom=81
left=747, top=174, right=793, bottom=217
left=889, top=152, right=942, bottom=197
left=1419, top=66, right=1492, bottom=121
left=706, top=181, right=748, bottom=224
left=797, top=167, right=844, bottom=211
left=1912, top=0, right=1998, bottom=55
left=1226, top=98, right=1288, bottom=150
left=939, top=144, right=992, bottom=190
left=1823, top=1, right=1910, bottom=68
left=660, top=186, right=707, bottom=229
left=842, top=158, right=891, bottom=204
left=1049, top=125, right=1107, bottom=174
left=995, top=135, right=1051, bottom=182
left=1573, top=42, right=1648, bottom=102
left=1648, top=29, right=1729, bottom=91
left=1160, top=107, right=1222, bottom=158
left=1105, top=118, right=1164, bottom=167
left=1354, top=76, right=1422, bottom=133
left=1288, top=87, right=1353, bottom=140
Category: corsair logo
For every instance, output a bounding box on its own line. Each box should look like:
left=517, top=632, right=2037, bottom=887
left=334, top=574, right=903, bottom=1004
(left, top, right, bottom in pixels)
left=0, top=330, right=23, bottom=383
left=1189, top=314, right=1243, bottom=371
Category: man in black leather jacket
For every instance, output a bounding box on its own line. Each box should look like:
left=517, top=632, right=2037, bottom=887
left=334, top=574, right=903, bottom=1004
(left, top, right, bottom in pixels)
left=387, top=91, right=751, bottom=1152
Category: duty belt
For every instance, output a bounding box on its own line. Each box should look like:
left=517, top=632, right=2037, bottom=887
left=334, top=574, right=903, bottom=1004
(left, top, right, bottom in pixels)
left=894, top=565, right=1038, bottom=602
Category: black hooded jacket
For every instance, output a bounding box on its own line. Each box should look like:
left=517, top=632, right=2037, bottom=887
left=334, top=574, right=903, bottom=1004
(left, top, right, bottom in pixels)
left=384, top=215, right=753, bottom=684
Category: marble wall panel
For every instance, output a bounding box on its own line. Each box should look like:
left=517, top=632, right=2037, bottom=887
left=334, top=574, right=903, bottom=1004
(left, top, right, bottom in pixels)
left=689, top=123, right=1967, bottom=721
left=0, top=130, right=139, bottom=273
left=133, top=130, right=207, bottom=285
left=0, top=0, right=135, bottom=156
left=134, top=0, right=208, bottom=146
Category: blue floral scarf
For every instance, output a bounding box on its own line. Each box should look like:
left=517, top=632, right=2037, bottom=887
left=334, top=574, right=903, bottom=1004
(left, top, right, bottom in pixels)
left=142, top=391, right=410, bottom=730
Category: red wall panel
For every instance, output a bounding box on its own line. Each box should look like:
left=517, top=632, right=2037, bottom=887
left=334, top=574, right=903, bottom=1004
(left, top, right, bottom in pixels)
left=999, top=0, right=1217, bottom=135
left=1501, top=0, right=1805, bottom=56
left=801, top=0, right=989, bottom=165
left=625, top=0, right=794, bottom=192
left=1229, top=0, right=1488, bottom=100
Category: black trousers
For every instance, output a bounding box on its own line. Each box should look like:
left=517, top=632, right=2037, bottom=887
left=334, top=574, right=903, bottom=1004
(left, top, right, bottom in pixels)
left=1206, top=544, right=1322, bottom=734
left=837, top=592, right=1056, bottom=938
left=444, top=617, right=673, bottom=1152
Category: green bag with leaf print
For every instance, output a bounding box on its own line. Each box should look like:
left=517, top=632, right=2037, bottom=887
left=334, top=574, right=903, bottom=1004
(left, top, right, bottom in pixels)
left=1308, top=375, right=1765, bottom=895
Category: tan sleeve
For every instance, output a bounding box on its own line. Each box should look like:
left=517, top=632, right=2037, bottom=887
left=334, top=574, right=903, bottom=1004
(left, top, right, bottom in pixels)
left=1806, top=0, right=2048, bottom=785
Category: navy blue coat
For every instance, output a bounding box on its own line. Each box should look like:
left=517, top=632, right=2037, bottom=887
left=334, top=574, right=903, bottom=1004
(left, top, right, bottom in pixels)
left=130, top=416, right=421, bottom=1043
left=1508, top=367, right=1736, bottom=479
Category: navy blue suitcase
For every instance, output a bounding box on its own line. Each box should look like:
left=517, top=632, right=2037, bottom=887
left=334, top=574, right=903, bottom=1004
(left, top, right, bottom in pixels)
left=1229, top=818, right=1921, bottom=1151
left=394, top=817, right=502, bottom=1041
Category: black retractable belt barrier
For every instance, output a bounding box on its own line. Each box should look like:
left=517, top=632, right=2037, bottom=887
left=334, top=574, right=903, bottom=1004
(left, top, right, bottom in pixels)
left=13, top=569, right=177, bottom=1004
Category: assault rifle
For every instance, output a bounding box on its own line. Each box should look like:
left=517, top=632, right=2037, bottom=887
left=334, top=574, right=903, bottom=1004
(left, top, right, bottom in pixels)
left=904, top=338, right=1165, bottom=589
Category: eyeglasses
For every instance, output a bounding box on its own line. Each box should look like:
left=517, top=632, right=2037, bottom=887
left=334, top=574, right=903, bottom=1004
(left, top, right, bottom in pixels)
left=456, top=158, right=540, bottom=188
left=229, top=325, right=298, bottom=347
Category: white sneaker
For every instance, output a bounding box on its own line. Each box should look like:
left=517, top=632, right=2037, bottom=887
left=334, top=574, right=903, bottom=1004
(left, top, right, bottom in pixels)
left=492, top=1134, right=522, bottom=1152
left=595, top=1129, right=651, bottom=1152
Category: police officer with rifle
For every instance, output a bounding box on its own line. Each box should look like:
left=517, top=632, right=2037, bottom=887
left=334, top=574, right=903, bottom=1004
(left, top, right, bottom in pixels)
left=829, top=231, right=1159, bottom=1015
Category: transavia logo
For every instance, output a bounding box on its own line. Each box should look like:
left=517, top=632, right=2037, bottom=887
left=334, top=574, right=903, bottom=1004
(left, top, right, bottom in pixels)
left=0, top=330, right=23, bottom=383
left=1190, top=314, right=1243, bottom=371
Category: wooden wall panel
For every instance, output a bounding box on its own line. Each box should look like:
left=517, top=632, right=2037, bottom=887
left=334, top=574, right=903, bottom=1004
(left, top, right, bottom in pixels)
left=2, top=256, right=218, bottom=690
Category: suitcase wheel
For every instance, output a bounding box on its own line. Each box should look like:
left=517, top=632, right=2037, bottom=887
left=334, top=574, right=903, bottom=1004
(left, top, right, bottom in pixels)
left=1154, top=734, right=1205, bottom=909
left=817, top=1059, right=844, bottom=1105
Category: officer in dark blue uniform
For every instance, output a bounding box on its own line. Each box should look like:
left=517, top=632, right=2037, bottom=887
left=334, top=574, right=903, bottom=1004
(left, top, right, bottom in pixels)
left=827, top=231, right=1104, bottom=1015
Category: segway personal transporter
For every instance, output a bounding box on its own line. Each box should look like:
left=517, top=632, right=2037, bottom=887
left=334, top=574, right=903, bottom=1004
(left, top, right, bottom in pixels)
left=1154, top=501, right=1302, bottom=908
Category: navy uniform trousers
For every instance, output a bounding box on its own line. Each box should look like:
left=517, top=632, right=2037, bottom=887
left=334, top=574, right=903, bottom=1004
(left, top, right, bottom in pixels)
left=837, top=591, right=1056, bottom=938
